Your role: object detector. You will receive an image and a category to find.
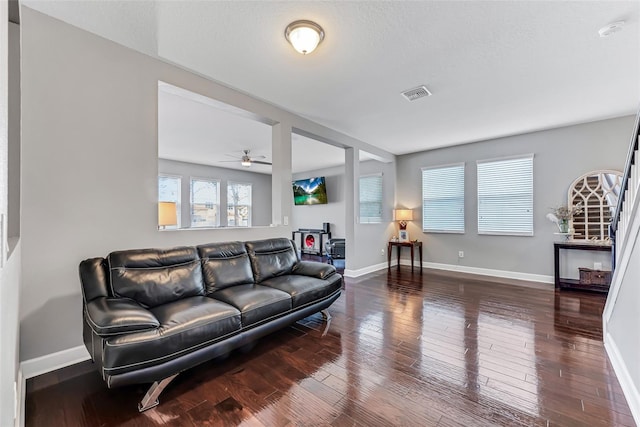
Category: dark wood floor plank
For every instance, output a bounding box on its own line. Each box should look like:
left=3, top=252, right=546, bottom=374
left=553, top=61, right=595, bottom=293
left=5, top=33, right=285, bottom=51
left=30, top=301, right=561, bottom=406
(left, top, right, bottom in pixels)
left=26, top=265, right=634, bottom=426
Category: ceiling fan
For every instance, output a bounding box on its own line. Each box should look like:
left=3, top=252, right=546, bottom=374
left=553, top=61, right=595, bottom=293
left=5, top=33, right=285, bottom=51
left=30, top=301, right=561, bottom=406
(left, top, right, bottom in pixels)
left=219, top=149, right=272, bottom=167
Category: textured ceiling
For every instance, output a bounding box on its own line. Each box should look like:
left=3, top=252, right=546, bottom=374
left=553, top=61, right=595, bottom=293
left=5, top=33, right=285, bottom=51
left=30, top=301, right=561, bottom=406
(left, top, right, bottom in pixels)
left=24, top=1, right=640, bottom=155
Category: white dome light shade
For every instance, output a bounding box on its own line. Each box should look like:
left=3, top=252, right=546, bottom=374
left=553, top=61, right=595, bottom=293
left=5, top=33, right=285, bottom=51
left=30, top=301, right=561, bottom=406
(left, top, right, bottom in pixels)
left=285, top=20, right=325, bottom=55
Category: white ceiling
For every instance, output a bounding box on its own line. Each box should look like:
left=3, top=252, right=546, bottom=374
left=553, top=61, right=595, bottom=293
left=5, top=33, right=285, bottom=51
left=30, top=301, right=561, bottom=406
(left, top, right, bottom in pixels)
left=24, top=1, right=640, bottom=156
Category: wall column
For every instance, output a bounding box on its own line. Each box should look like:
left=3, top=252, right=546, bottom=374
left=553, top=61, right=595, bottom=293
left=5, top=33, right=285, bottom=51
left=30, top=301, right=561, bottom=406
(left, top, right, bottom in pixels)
left=272, top=122, right=292, bottom=227
left=344, top=147, right=359, bottom=269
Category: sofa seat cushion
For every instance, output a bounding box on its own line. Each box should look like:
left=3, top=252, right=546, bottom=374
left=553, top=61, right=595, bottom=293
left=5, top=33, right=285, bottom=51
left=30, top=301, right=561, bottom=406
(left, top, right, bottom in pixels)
left=211, top=284, right=292, bottom=327
left=260, top=274, right=342, bottom=308
left=102, top=296, right=240, bottom=375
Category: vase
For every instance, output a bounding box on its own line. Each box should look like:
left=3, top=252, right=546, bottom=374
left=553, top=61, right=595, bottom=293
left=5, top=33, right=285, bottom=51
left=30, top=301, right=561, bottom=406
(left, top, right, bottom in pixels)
left=559, top=219, right=569, bottom=233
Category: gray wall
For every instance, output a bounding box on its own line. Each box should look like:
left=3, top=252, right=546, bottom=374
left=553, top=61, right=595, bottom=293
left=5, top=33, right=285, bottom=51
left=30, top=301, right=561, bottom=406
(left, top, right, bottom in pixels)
left=291, top=159, right=396, bottom=272
left=352, top=159, right=397, bottom=271
left=396, top=116, right=633, bottom=278
left=20, top=7, right=393, bottom=361
left=159, top=159, right=272, bottom=227
left=292, top=165, right=346, bottom=239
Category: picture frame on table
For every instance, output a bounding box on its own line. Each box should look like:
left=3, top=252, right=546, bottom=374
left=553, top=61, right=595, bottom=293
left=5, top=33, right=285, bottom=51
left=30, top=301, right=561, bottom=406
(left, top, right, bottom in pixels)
left=399, top=230, right=409, bottom=242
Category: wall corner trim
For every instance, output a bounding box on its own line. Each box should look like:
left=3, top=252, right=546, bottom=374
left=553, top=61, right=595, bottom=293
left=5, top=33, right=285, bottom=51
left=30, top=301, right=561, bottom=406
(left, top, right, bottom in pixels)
left=605, top=333, right=640, bottom=425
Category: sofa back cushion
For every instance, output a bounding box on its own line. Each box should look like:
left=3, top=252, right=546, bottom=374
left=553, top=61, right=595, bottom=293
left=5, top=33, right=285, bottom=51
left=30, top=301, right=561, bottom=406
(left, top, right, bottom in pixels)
left=245, top=238, right=298, bottom=283
left=197, top=242, right=254, bottom=293
left=108, top=246, right=204, bottom=308
left=79, top=257, right=110, bottom=303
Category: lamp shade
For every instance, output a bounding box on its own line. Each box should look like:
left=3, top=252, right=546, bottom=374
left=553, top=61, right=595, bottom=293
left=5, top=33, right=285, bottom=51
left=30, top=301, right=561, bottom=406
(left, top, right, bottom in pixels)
left=394, top=209, right=414, bottom=221
left=285, top=20, right=325, bottom=55
left=158, top=202, right=177, bottom=227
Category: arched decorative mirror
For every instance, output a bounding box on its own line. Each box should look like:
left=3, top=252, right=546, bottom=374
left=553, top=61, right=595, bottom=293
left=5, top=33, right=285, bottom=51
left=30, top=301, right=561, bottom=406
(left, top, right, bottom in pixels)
left=568, top=170, right=622, bottom=240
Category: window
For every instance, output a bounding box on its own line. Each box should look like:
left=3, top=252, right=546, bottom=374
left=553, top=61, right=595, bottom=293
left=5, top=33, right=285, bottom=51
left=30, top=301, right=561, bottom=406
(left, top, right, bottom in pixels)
left=422, top=164, right=465, bottom=233
left=477, top=155, right=533, bottom=236
left=190, top=178, right=220, bottom=227
left=158, top=175, right=181, bottom=229
left=360, top=174, right=383, bottom=223
left=227, top=182, right=252, bottom=227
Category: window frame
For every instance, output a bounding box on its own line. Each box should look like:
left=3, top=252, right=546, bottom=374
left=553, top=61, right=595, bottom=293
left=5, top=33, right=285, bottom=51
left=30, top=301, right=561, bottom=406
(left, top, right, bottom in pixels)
left=227, top=181, right=252, bottom=227
left=476, top=154, right=534, bottom=237
left=359, top=173, right=383, bottom=224
left=158, top=174, right=182, bottom=229
left=189, top=176, right=221, bottom=228
left=421, top=163, right=465, bottom=234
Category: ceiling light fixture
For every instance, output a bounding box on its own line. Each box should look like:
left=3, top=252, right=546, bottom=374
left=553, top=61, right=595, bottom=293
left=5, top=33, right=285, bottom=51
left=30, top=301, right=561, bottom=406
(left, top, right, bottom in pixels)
left=599, top=21, right=625, bottom=37
left=285, top=20, right=324, bottom=55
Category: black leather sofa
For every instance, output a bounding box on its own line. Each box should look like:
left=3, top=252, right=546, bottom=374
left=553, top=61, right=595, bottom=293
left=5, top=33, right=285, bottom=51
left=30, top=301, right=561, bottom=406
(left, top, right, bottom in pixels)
left=79, top=237, right=342, bottom=411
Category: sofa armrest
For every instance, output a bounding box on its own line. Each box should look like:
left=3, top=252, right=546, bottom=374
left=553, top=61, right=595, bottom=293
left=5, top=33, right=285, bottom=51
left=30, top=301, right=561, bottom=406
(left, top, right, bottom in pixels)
left=293, top=261, right=336, bottom=280
left=85, top=297, right=160, bottom=336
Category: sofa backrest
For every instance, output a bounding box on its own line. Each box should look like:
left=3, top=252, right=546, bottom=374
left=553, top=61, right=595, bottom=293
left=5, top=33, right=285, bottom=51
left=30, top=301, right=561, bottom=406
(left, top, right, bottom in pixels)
left=107, top=246, right=204, bottom=308
left=197, top=241, right=254, bottom=293
left=79, top=257, right=110, bottom=303
left=245, top=238, right=299, bottom=283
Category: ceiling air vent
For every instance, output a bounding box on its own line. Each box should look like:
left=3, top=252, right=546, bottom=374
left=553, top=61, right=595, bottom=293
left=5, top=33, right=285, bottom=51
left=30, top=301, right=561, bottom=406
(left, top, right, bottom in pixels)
left=401, top=85, right=432, bottom=101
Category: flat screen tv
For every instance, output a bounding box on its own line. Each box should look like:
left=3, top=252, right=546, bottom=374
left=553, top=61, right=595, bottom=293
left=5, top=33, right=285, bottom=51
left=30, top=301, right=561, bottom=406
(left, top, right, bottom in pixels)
left=292, top=176, right=328, bottom=205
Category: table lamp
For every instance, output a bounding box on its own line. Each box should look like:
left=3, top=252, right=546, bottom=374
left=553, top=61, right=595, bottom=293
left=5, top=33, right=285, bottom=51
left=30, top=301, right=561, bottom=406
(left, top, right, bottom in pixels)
left=394, top=209, right=413, bottom=230
left=158, top=202, right=177, bottom=229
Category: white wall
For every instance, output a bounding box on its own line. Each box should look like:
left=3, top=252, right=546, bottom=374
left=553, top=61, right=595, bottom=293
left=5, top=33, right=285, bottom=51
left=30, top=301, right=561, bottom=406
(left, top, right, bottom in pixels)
left=1, top=8, right=20, bottom=426
left=606, top=225, right=640, bottom=421
left=19, top=8, right=393, bottom=361
left=396, top=116, right=633, bottom=280
left=159, top=159, right=272, bottom=227
left=7, top=22, right=18, bottom=242
left=1, top=244, right=21, bottom=426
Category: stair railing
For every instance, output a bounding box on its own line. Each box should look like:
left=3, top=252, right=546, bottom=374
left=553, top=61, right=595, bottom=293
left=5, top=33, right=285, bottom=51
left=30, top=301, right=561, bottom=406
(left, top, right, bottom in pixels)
left=610, top=110, right=640, bottom=269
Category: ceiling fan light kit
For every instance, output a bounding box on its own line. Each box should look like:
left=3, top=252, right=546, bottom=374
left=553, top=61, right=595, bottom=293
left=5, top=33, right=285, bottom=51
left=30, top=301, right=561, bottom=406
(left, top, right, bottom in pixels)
left=285, top=20, right=324, bottom=55
left=220, top=149, right=272, bottom=168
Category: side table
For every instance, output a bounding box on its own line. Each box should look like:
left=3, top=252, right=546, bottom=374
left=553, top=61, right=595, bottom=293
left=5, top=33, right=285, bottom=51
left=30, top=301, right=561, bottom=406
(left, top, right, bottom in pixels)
left=388, top=241, right=423, bottom=272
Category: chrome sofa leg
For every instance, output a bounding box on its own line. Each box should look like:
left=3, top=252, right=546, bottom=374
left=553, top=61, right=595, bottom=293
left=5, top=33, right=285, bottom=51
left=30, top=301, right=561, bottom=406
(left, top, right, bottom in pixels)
left=138, top=373, right=179, bottom=412
left=320, top=309, right=332, bottom=337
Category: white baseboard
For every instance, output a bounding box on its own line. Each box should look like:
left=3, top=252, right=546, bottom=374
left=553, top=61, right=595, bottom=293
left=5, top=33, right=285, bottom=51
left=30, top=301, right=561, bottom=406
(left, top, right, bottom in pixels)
left=20, top=345, right=90, bottom=380
left=344, top=258, right=553, bottom=285
left=344, top=261, right=393, bottom=278
left=605, top=333, right=640, bottom=425
left=413, top=260, right=554, bottom=284
left=17, top=346, right=90, bottom=427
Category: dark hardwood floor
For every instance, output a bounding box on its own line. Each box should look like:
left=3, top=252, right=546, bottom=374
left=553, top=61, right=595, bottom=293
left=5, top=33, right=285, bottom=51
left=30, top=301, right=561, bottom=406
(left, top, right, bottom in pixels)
left=26, top=266, right=634, bottom=426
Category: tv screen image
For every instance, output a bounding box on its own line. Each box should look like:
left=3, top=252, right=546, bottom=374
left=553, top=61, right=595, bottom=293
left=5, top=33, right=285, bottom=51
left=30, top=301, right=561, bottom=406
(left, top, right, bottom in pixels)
left=292, top=176, right=328, bottom=205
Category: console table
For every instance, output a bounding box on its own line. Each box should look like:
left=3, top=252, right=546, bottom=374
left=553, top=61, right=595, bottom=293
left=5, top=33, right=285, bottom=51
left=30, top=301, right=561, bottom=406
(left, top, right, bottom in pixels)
left=388, top=241, right=422, bottom=272
left=553, top=242, right=612, bottom=292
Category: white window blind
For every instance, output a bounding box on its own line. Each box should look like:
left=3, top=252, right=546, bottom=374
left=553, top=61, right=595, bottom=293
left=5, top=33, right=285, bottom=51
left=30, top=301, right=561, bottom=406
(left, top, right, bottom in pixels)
left=477, top=155, right=533, bottom=236
left=227, top=182, right=252, bottom=227
left=422, top=164, right=465, bottom=233
left=158, top=175, right=181, bottom=229
left=360, top=174, right=383, bottom=223
left=190, top=178, right=220, bottom=227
